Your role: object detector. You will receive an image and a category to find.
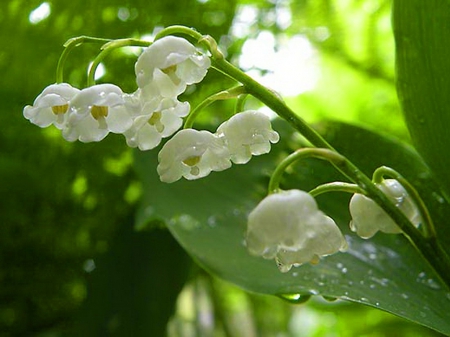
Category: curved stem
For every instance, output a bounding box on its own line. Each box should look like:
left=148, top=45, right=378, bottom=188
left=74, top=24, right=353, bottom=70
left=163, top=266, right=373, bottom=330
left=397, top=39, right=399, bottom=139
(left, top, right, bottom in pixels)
left=87, top=38, right=151, bottom=87
left=309, top=182, right=363, bottom=197
left=56, top=36, right=112, bottom=84
left=183, top=86, right=246, bottom=129
left=373, top=166, right=437, bottom=239
left=154, top=25, right=204, bottom=43
left=268, top=148, right=350, bottom=194
left=235, top=93, right=249, bottom=114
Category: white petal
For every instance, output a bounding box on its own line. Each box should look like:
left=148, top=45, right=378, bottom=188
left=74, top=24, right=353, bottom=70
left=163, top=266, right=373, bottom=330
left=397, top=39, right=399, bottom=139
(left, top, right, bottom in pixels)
left=217, top=110, right=279, bottom=164
left=70, top=84, right=124, bottom=111
left=157, top=129, right=231, bottom=183
left=23, top=83, right=79, bottom=128
left=105, top=105, right=133, bottom=133
left=135, top=123, right=163, bottom=150
left=247, top=189, right=346, bottom=270
left=348, top=179, right=421, bottom=238
left=23, top=106, right=56, bottom=128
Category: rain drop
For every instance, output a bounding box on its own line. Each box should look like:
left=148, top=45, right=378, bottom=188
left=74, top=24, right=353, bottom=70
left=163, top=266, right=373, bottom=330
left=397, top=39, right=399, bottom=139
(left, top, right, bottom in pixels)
left=278, top=293, right=312, bottom=304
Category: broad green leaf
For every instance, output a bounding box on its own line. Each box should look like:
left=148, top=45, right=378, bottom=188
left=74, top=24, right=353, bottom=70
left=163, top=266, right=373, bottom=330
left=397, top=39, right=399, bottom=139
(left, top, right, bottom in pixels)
left=134, top=120, right=450, bottom=335
left=393, top=0, right=450, bottom=198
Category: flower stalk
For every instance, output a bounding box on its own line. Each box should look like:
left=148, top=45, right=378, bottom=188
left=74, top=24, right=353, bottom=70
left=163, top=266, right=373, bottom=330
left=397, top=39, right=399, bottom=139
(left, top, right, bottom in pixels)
left=56, top=36, right=112, bottom=84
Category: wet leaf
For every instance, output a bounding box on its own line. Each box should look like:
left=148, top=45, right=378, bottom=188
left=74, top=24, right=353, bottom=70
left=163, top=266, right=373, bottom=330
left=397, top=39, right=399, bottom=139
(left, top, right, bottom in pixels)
left=393, top=0, right=450, bottom=199
left=134, top=120, right=450, bottom=335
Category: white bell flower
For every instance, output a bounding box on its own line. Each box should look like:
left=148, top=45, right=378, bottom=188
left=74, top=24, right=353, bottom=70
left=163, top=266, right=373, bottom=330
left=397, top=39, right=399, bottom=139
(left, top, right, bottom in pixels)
left=349, top=179, right=422, bottom=239
left=247, top=189, right=348, bottom=272
left=23, top=83, right=80, bottom=129
left=123, top=94, right=190, bottom=151
left=157, top=129, right=231, bottom=183
left=62, top=84, right=133, bottom=143
left=216, top=110, right=280, bottom=164
left=135, top=36, right=211, bottom=97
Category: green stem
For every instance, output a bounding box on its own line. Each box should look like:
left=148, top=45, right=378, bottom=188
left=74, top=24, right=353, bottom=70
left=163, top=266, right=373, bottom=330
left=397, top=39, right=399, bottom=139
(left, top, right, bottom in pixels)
left=183, top=86, right=246, bottom=129
left=373, top=166, right=437, bottom=239
left=309, top=182, right=363, bottom=197
left=56, top=36, right=112, bottom=84
left=154, top=25, right=204, bottom=42
left=87, top=38, right=151, bottom=87
left=212, top=58, right=335, bottom=151
left=235, top=93, right=249, bottom=114
left=268, top=148, right=351, bottom=193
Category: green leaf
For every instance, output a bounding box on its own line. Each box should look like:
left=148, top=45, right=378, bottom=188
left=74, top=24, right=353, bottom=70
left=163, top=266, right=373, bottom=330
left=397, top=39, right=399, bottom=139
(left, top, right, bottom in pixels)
left=134, top=120, right=450, bottom=335
left=393, top=0, right=450, bottom=199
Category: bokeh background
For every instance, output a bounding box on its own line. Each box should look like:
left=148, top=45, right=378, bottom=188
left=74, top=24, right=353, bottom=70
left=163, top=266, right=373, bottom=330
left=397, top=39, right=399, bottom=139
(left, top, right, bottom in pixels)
left=1, top=0, right=445, bottom=336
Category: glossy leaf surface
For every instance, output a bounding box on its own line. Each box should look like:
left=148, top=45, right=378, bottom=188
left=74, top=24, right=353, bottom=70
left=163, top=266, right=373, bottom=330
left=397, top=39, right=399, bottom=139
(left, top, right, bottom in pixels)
left=135, top=120, right=450, bottom=335
left=393, top=0, right=450, bottom=199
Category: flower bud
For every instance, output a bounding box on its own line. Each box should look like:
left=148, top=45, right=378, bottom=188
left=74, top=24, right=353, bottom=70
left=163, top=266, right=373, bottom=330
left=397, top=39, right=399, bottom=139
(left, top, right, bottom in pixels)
left=349, top=179, right=422, bottom=239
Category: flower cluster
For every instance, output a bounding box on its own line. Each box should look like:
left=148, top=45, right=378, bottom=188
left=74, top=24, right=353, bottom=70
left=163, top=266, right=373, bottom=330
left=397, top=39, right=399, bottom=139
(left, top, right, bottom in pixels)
left=24, top=36, right=279, bottom=183
left=157, top=110, right=279, bottom=182
left=23, top=36, right=210, bottom=148
left=246, top=179, right=422, bottom=272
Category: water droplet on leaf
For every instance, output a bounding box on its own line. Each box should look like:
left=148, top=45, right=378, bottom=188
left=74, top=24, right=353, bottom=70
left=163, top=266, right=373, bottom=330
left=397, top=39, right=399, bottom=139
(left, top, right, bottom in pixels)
left=278, top=293, right=312, bottom=304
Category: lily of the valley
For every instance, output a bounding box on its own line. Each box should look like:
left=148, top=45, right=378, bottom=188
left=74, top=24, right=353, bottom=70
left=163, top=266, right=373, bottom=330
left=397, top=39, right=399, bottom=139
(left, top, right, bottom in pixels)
left=216, top=110, right=280, bottom=164
left=62, top=84, right=133, bottom=143
left=124, top=93, right=190, bottom=151
left=135, top=36, right=211, bottom=98
left=349, top=179, right=422, bottom=239
left=247, top=189, right=348, bottom=273
left=157, top=129, right=231, bottom=183
left=23, top=83, right=80, bottom=129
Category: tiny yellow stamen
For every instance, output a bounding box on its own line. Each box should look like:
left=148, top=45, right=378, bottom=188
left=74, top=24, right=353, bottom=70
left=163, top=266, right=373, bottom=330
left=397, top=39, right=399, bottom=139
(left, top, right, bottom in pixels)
left=162, top=64, right=177, bottom=75
left=51, top=104, right=69, bottom=115
left=182, top=156, right=201, bottom=167
left=91, top=105, right=109, bottom=120
left=148, top=111, right=164, bottom=133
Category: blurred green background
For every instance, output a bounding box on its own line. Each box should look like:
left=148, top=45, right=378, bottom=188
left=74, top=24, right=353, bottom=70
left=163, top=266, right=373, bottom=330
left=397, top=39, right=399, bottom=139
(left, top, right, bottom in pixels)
left=0, top=0, right=445, bottom=336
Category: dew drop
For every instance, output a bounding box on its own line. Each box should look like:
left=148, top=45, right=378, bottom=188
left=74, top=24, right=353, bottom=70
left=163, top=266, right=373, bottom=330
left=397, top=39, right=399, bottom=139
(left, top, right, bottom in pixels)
left=322, top=296, right=338, bottom=302
left=432, top=192, right=445, bottom=204
left=278, top=293, right=312, bottom=304
left=401, top=293, right=409, bottom=300
left=426, top=278, right=441, bottom=290
left=207, top=215, right=217, bottom=227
